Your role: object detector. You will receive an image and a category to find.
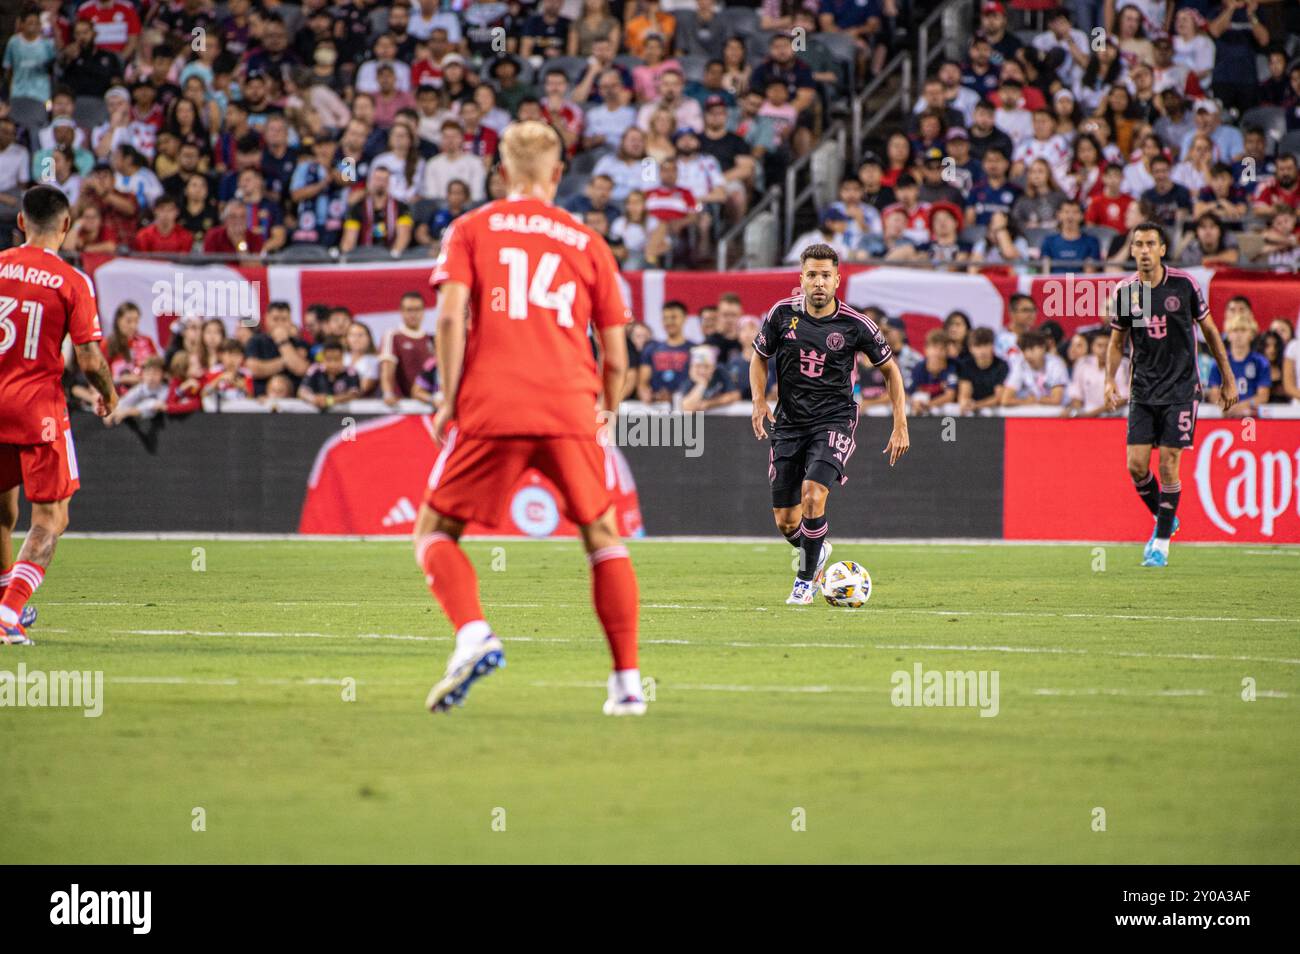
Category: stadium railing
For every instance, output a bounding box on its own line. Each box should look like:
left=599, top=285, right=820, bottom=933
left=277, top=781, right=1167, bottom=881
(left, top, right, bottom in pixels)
left=717, top=185, right=783, bottom=271
left=854, top=51, right=913, bottom=170
left=915, top=0, right=972, bottom=89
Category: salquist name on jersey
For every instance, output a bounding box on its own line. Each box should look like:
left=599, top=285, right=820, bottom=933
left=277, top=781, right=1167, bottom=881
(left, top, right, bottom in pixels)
left=0, top=263, right=65, bottom=289
left=488, top=213, right=591, bottom=251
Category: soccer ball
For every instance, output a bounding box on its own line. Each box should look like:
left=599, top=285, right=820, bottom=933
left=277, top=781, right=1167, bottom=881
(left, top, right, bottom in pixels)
left=821, top=560, right=872, bottom=607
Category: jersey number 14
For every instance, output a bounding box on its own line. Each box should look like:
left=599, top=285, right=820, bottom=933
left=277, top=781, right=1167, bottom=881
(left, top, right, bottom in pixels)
left=499, top=248, right=576, bottom=328
left=0, top=296, right=43, bottom=360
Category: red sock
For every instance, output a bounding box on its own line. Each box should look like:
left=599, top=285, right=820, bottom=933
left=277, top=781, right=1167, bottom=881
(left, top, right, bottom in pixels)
left=0, top=561, right=43, bottom=621
left=416, top=533, right=484, bottom=631
left=589, top=546, right=638, bottom=670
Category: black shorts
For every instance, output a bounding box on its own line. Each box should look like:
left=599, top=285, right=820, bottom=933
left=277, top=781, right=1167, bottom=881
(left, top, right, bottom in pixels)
left=769, top=422, right=857, bottom=508
left=1127, top=400, right=1198, bottom=449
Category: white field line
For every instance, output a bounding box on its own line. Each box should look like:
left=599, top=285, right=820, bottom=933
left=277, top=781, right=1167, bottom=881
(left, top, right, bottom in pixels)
left=88, top=675, right=1292, bottom=700
left=54, top=532, right=1300, bottom=549
left=88, top=628, right=1300, bottom=667
left=35, top=602, right=1300, bottom=626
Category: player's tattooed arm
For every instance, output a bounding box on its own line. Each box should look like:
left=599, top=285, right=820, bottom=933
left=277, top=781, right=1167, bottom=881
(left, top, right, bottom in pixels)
left=75, top=341, right=118, bottom=420
left=880, top=358, right=910, bottom=467
left=1103, top=328, right=1127, bottom=411
left=749, top=353, right=773, bottom=439
left=1198, top=315, right=1238, bottom=413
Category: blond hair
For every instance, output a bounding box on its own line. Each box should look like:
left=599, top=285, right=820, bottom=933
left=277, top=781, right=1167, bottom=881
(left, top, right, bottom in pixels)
left=500, top=121, right=562, bottom=185
left=1224, top=311, right=1258, bottom=336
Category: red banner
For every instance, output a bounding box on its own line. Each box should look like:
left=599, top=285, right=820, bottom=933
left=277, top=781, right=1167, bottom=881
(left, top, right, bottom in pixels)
left=297, top=414, right=643, bottom=537
left=1004, top=418, right=1300, bottom=543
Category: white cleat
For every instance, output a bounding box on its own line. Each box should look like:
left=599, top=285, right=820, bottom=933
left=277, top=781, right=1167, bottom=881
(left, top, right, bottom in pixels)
left=602, top=695, right=648, bottom=716
left=425, top=634, right=505, bottom=713
left=785, top=578, right=818, bottom=605
left=813, top=541, right=832, bottom=583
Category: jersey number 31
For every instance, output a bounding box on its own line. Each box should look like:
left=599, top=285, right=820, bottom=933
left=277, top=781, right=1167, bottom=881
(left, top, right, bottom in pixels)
left=0, top=296, right=43, bottom=360
left=499, top=248, right=576, bottom=328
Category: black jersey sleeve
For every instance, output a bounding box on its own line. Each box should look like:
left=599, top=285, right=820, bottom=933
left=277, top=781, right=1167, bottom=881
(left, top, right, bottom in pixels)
left=1186, top=274, right=1210, bottom=323
left=754, top=300, right=784, bottom=359
left=854, top=314, right=894, bottom=367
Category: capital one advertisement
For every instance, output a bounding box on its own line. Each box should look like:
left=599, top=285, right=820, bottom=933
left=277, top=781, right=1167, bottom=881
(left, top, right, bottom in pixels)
left=1004, top=419, right=1300, bottom=544
left=298, top=415, right=643, bottom=537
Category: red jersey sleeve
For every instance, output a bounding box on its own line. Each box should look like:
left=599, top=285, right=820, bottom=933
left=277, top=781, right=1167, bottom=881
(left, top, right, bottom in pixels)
left=65, top=266, right=102, bottom=346
left=429, top=217, right=474, bottom=290
left=590, top=237, right=631, bottom=331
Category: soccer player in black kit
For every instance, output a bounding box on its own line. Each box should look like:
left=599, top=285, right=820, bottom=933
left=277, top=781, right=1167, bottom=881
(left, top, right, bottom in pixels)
left=1104, top=222, right=1237, bottom=567
left=750, top=244, right=910, bottom=604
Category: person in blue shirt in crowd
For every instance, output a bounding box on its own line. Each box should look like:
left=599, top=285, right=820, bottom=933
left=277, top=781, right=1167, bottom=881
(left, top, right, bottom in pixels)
left=1039, top=200, right=1100, bottom=272
left=1207, top=305, right=1272, bottom=416
left=637, top=300, right=696, bottom=403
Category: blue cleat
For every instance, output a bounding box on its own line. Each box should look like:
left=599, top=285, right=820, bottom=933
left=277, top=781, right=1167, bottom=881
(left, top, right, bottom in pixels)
left=19, top=605, right=36, bottom=628
left=1143, top=516, right=1179, bottom=560
left=1, top=622, right=33, bottom=645
left=1141, top=548, right=1168, bottom=568
left=425, top=634, right=505, bottom=713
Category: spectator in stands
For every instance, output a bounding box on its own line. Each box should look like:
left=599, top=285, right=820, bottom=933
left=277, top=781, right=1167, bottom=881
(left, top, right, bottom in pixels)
left=569, top=0, right=621, bottom=57
left=133, top=194, right=193, bottom=254
left=109, top=355, right=169, bottom=431
left=957, top=327, right=1009, bottom=414
left=943, top=311, right=971, bottom=361
left=299, top=338, right=362, bottom=411
left=179, top=173, right=219, bottom=246
left=644, top=155, right=705, bottom=266
left=1193, top=161, right=1248, bottom=224
left=593, top=127, right=654, bottom=202
left=1208, top=309, right=1272, bottom=415
left=417, top=178, right=472, bottom=245
left=62, top=199, right=116, bottom=253
left=1040, top=200, right=1100, bottom=272
left=343, top=321, right=380, bottom=398
left=1259, top=332, right=1289, bottom=405
left=1085, top=165, right=1131, bottom=232
left=625, top=2, right=675, bottom=59
left=1208, top=0, right=1270, bottom=115
left=105, top=302, right=158, bottom=394
left=881, top=317, right=920, bottom=388
left=1140, top=155, right=1193, bottom=228
left=380, top=291, right=435, bottom=405
left=997, top=294, right=1038, bottom=361
left=786, top=208, right=851, bottom=264
left=911, top=77, right=965, bottom=135
left=638, top=300, right=695, bottom=402
left=927, top=203, right=969, bottom=266
left=909, top=329, right=959, bottom=414
left=1066, top=331, right=1127, bottom=418
left=1011, top=158, right=1067, bottom=232
left=1178, top=212, right=1239, bottom=265
left=1253, top=205, right=1300, bottom=268
left=1001, top=330, right=1069, bottom=407
left=610, top=188, right=649, bottom=269
left=643, top=107, right=678, bottom=163
left=750, top=32, right=817, bottom=155
left=672, top=128, right=730, bottom=221
left=969, top=210, right=1029, bottom=265
left=199, top=319, right=226, bottom=373
left=245, top=301, right=310, bottom=398
left=720, top=35, right=751, bottom=98
left=1252, top=153, right=1299, bottom=216
left=233, top=169, right=287, bottom=253
left=583, top=71, right=637, bottom=152
left=1182, top=99, right=1243, bottom=164
left=968, top=99, right=1013, bottom=163
left=202, top=339, right=256, bottom=403
left=698, top=96, right=755, bottom=214
left=373, top=123, right=426, bottom=205
left=204, top=198, right=265, bottom=257
left=856, top=152, right=894, bottom=212
left=44, top=144, right=83, bottom=207
left=681, top=345, right=741, bottom=412
left=341, top=167, right=413, bottom=256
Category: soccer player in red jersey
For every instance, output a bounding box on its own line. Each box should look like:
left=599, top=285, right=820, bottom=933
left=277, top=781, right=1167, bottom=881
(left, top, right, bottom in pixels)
left=418, top=121, right=643, bottom=716
left=0, top=185, right=117, bottom=644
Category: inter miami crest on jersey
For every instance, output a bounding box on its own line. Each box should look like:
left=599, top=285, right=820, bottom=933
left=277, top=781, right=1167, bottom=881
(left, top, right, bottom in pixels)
left=755, top=294, right=893, bottom=437
left=1110, top=267, right=1207, bottom=405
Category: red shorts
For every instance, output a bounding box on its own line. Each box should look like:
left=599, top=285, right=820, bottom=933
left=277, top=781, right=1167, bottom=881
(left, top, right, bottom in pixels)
left=0, top=430, right=81, bottom=503
left=424, top=428, right=613, bottom=529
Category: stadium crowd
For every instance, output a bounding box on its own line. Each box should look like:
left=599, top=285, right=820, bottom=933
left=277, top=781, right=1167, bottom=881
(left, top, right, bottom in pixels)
left=1, top=0, right=908, bottom=268
left=795, top=0, right=1300, bottom=269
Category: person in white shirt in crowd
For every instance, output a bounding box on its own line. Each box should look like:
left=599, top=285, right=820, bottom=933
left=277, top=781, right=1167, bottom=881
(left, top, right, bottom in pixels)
left=1180, top=99, right=1243, bottom=164
left=785, top=208, right=852, bottom=264
left=1000, top=330, right=1070, bottom=407
left=670, top=128, right=727, bottom=214
left=355, top=33, right=413, bottom=94
left=635, top=69, right=702, bottom=134
left=111, top=144, right=162, bottom=209
left=996, top=294, right=1039, bottom=364
left=420, top=121, right=485, bottom=201
left=1121, top=133, right=1163, bottom=198
left=1171, top=6, right=1214, bottom=88
left=582, top=71, right=637, bottom=153
left=994, top=78, right=1034, bottom=149
left=593, top=126, right=657, bottom=202
left=1282, top=328, right=1300, bottom=404
left=110, top=356, right=169, bottom=424
left=1172, top=133, right=1214, bottom=193
left=408, top=0, right=464, bottom=42
left=0, top=117, right=30, bottom=241
left=373, top=123, right=426, bottom=205
left=1065, top=331, right=1128, bottom=417
left=1012, top=109, right=1072, bottom=184
left=1033, top=8, right=1090, bottom=88
left=472, top=85, right=511, bottom=135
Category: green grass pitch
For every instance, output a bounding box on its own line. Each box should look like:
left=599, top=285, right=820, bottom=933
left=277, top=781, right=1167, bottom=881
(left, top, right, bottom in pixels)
left=1, top=537, right=1296, bottom=864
